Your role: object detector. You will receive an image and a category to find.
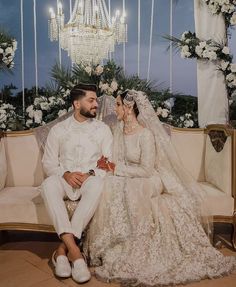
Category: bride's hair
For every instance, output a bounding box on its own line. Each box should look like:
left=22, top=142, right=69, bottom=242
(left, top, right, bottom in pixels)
left=120, top=90, right=139, bottom=117
left=70, top=83, right=98, bottom=105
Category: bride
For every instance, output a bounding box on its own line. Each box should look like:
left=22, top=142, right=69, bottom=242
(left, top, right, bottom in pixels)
left=84, top=89, right=236, bottom=286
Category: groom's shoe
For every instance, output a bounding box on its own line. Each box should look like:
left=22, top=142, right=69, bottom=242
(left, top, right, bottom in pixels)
left=51, top=251, right=71, bottom=278
left=71, top=258, right=91, bottom=283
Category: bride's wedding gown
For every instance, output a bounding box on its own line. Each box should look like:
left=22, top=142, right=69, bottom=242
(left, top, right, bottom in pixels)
left=85, top=127, right=236, bottom=286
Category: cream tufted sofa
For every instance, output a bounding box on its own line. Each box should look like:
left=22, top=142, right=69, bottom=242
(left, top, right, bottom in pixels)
left=0, top=125, right=235, bottom=247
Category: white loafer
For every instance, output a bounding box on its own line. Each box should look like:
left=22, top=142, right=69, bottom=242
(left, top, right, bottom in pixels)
left=71, top=258, right=91, bottom=283
left=51, top=251, right=71, bottom=278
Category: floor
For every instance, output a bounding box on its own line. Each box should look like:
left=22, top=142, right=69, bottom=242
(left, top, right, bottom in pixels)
left=0, top=230, right=236, bottom=287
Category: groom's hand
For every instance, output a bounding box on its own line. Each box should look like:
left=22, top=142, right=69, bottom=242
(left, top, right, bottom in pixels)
left=63, top=171, right=85, bottom=188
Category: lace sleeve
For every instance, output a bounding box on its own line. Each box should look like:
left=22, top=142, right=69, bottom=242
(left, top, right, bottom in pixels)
left=114, top=129, right=156, bottom=178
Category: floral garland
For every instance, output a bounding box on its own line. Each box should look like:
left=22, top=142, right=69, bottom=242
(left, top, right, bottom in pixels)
left=175, top=31, right=236, bottom=98
left=203, top=0, right=236, bottom=27
left=0, top=32, right=17, bottom=70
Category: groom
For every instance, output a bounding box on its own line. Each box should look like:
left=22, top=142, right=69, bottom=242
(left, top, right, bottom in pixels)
left=41, top=83, right=113, bottom=283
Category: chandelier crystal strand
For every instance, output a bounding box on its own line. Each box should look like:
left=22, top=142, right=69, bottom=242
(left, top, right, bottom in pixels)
left=48, top=0, right=127, bottom=65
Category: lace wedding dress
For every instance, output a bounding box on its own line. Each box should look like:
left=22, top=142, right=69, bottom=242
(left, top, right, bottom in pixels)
left=84, top=91, right=236, bottom=286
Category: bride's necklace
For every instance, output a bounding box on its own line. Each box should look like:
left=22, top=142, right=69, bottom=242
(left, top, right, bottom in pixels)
left=124, top=120, right=140, bottom=134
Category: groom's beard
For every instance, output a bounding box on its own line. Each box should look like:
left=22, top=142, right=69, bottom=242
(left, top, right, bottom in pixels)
left=80, top=107, right=97, bottom=118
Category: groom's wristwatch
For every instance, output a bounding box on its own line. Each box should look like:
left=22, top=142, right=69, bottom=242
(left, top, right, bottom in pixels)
left=88, top=169, right=95, bottom=176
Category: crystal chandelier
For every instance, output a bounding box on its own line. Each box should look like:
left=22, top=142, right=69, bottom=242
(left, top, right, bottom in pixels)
left=48, top=0, right=127, bottom=65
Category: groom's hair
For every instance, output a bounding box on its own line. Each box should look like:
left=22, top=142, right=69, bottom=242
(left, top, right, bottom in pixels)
left=70, top=83, right=98, bottom=105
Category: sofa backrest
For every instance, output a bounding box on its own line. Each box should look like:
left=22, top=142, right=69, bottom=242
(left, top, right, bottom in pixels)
left=170, top=127, right=206, bottom=182
left=4, top=131, right=44, bottom=187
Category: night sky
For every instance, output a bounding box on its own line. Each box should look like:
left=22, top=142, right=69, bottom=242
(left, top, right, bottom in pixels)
left=1, top=0, right=236, bottom=96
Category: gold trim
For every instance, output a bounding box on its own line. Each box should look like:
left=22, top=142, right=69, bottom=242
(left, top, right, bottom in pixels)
left=0, top=223, right=55, bottom=233
left=171, top=127, right=205, bottom=133
left=5, top=130, right=34, bottom=137
left=204, top=124, right=233, bottom=137
left=213, top=215, right=234, bottom=224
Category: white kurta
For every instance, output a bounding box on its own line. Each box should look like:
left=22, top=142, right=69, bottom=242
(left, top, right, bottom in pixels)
left=41, top=115, right=113, bottom=238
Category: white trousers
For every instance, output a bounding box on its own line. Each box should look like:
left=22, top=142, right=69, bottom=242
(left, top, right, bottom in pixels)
left=41, top=175, right=104, bottom=239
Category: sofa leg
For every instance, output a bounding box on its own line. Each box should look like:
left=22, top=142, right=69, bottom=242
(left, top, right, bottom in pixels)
left=232, top=212, right=236, bottom=251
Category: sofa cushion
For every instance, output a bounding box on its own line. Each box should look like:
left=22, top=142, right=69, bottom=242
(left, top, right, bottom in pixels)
left=205, top=136, right=232, bottom=196
left=4, top=134, right=45, bottom=187
left=199, top=182, right=234, bottom=217
left=0, top=186, right=52, bottom=225
left=0, top=139, right=7, bottom=190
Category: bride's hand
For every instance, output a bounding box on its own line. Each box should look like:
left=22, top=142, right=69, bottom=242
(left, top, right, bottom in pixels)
left=97, top=156, right=115, bottom=173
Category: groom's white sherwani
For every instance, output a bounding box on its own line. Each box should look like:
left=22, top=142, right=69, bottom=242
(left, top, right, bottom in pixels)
left=41, top=115, right=113, bottom=238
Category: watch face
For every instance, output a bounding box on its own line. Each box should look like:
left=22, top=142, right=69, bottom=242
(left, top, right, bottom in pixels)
left=89, top=169, right=95, bottom=176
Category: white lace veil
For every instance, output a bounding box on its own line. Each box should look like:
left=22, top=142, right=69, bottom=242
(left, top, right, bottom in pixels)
left=112, top=90, right=213, bottom=238
left=34, top=95, right=117, bottom=151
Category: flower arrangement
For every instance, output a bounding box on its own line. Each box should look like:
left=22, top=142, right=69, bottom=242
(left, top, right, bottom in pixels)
left=0, top=101, right=17, bottom=130
left=25, top=94, right=72, bottom=128
left=0, top=31, right=17, bottom=70
left=2, top=61, right=200, bottom=130
left=203, top=0, right=236, bottom=27
left=167, top=31, right=236, bottom=98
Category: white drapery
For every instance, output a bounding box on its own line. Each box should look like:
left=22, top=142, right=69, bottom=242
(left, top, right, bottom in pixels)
left=194, top=0, right=229, bottom=128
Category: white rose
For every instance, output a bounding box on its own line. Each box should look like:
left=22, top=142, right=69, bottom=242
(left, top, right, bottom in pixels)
left=208, top=51, right=217, bottom=61
left=85, top=66, right=92, bottom=75
left=40, top=102, right=50, bottom=110
left=26, top=105, right=35, bottom=118
left=221, top=4, right=229, bottom=13
left=209, top=3, right=218, bottom=14
left=58, top=109, right=67, bottom=117
left=110, top=80, right=118, bottom=91
left=226, top=73, right=235, bottom=82
left=181, top=31, right=188, bottom=41
left=181, top=51, right=191, bottom=58
left=34, top=98, right=41, bottom=105
left=26, top=119, right=33, bottom=127
left=180, top=116, right=184, bottom=121
left=5, top=47, right=13, bottom=55
left=33, top=110, right=43, bottom=124
left=199, top=41, right=207, bottom=49
left=156, top=107, right=162, bottom=116
left=161, top=108, right=169, bottom=118
left=0, top=123, right=6, bottom=129
left=230, top=63, right=236, bottom=73
left=195, top=45, right=203, bottom=57
left=95, top=65, right=104, bottom=75
left=0, top=48, right=3, bottom=54
left=182, top=45, right=189, bottom=53
left=48, top=96, right=56, bottom=103
left=0, top=113, right=7, bottom=122
left=222, top=46, right=230, bottom=55
left=221, top=60, right=229, bottom=71
left=100, top=83, right=109, bottom=92
left=230, top=12, right=236, bottom=25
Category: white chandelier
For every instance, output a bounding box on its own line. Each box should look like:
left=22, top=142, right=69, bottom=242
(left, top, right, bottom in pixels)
left=48, top=0, right=127, bottom=65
